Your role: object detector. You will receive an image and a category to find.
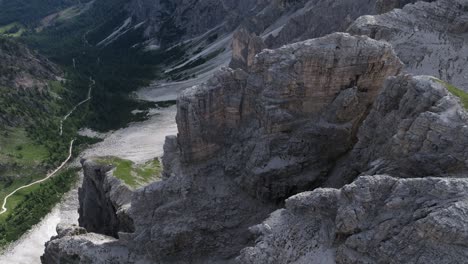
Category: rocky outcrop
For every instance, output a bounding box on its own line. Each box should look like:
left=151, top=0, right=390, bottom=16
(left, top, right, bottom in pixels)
left=375, top=0, right=435, bottom=13
left=236, top=74, right=468, bottom=263
left=262, top=0, right=379, bottom=48
left=129, top=32, right=403, bottom=263
left=229, top=28, right=266, bottom=71
left=238, top=175, right=468, bottom=264
left=78, top=159, right=134, bottom=238
left=326, top=75, right=468, bottom=187
left=43, top=33, right=403, bottom=264
left=176, top=33, right=402, bottom=199
left=41, top=225, right=130, bottom=264
left=348, top=0, right=468, bottom=92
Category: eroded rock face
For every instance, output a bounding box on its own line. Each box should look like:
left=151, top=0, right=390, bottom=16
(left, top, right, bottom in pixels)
left=262, top=0, right=379, bottom=48
left=326, top=75, right=468, bottom=187
left=349, top=0, right=468, bottom=92
left=126, top=0, right=266, bottom=46
left=78, top=159, right=134, bottom=238
left=177, top=33, right=402, bottom=200
left=238, top=175, right=468, bottom=264
left=238, top=74, right=468, bottom=263
left=41, top=225, right=130, bottom=264
left=375, top=0, right=435, bottom=13
left=43, top=33, right=402, bottom=264
left=229, top=28, right=266, bottom=71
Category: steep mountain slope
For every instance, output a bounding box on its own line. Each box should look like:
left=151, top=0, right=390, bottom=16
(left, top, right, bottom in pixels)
left=0, top=37, right=61, bottom=126
left=0, top=37, right=84, bottom=248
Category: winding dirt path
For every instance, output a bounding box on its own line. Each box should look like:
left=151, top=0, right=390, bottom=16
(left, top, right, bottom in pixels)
left=0, top=77, right=95, bottom=215
left=0, top=139, right=75, bottom=215
left=59, top=77, right=94, bottom=136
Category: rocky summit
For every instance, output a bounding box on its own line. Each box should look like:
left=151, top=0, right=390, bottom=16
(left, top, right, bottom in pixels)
left=40, top=0, right=468, bottom=263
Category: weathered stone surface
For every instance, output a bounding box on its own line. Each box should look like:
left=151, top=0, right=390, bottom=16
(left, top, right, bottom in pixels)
left=78, top=159, right=134, bottom=238
left=326, top=75, right=468, bottom=187
left=43, top=33, right=402, bottom=263
left=349, top=0, right=468, bottom=92
left=126, top=0, right=267, bottom=46
left=177, top=33, right=402, bottom=200
left=238, top=175, right=468, bottom=264
left=262, top=0, right=379, bottom=48
left=42, top=2, right=468, bottom=262
left=375, top=0, right=435, bottom=13
left=229, top=28, right=266, bottom=71
left=237, top=73, right=468, bottom=263
left=41, top=225, right=132, bottom=264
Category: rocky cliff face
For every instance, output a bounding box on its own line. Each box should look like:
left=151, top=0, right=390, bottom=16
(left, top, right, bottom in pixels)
left=124, top=0, right=266, bottom=47
left=78, top=159, right=134, bottom=238
left=42, top=0, right=468, bottom=263
left=176, top=33, right=402, bottom=198
left=349, top=0, right=468, bottom=92
left=326, top=75, right=468, bottom=187
left=239, top=175, right=468, bottom=264
left=43, top=33, right=403, bottom=263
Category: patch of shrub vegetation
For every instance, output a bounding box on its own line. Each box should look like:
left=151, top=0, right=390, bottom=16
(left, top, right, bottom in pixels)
left=96, top=157, right=162, bottom=188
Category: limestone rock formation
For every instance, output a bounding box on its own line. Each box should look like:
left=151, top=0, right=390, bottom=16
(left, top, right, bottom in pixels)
left=238, top=175, right=468, bottom=264
left=261, top=0, right=379, bottom=48
left=43, top=33, right=403, bottom=264
left=41, top=225, right=129, bottom=264
left=375, top=0, right=435, bottom=13
left=78, top=159, right=134, bottom=238
left=41, top=2, right=468, bottom=263
left=348, top=0, right=468, bottom=92
left=176, top=33, right=402, bottom=199
left=326, top=75, right=468, bottom=187
left=229, top=28, right=266, bottom=71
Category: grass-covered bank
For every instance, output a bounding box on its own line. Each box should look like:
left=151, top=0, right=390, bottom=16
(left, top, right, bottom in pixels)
left=0, top=168, right=79, bottom=248
left=96, top=157, right=162, bottom=188
left=433, top=78, right=468, bottom=109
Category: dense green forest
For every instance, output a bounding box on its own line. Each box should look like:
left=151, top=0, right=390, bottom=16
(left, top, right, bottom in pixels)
left=21, top=0, right=185, bottom=131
